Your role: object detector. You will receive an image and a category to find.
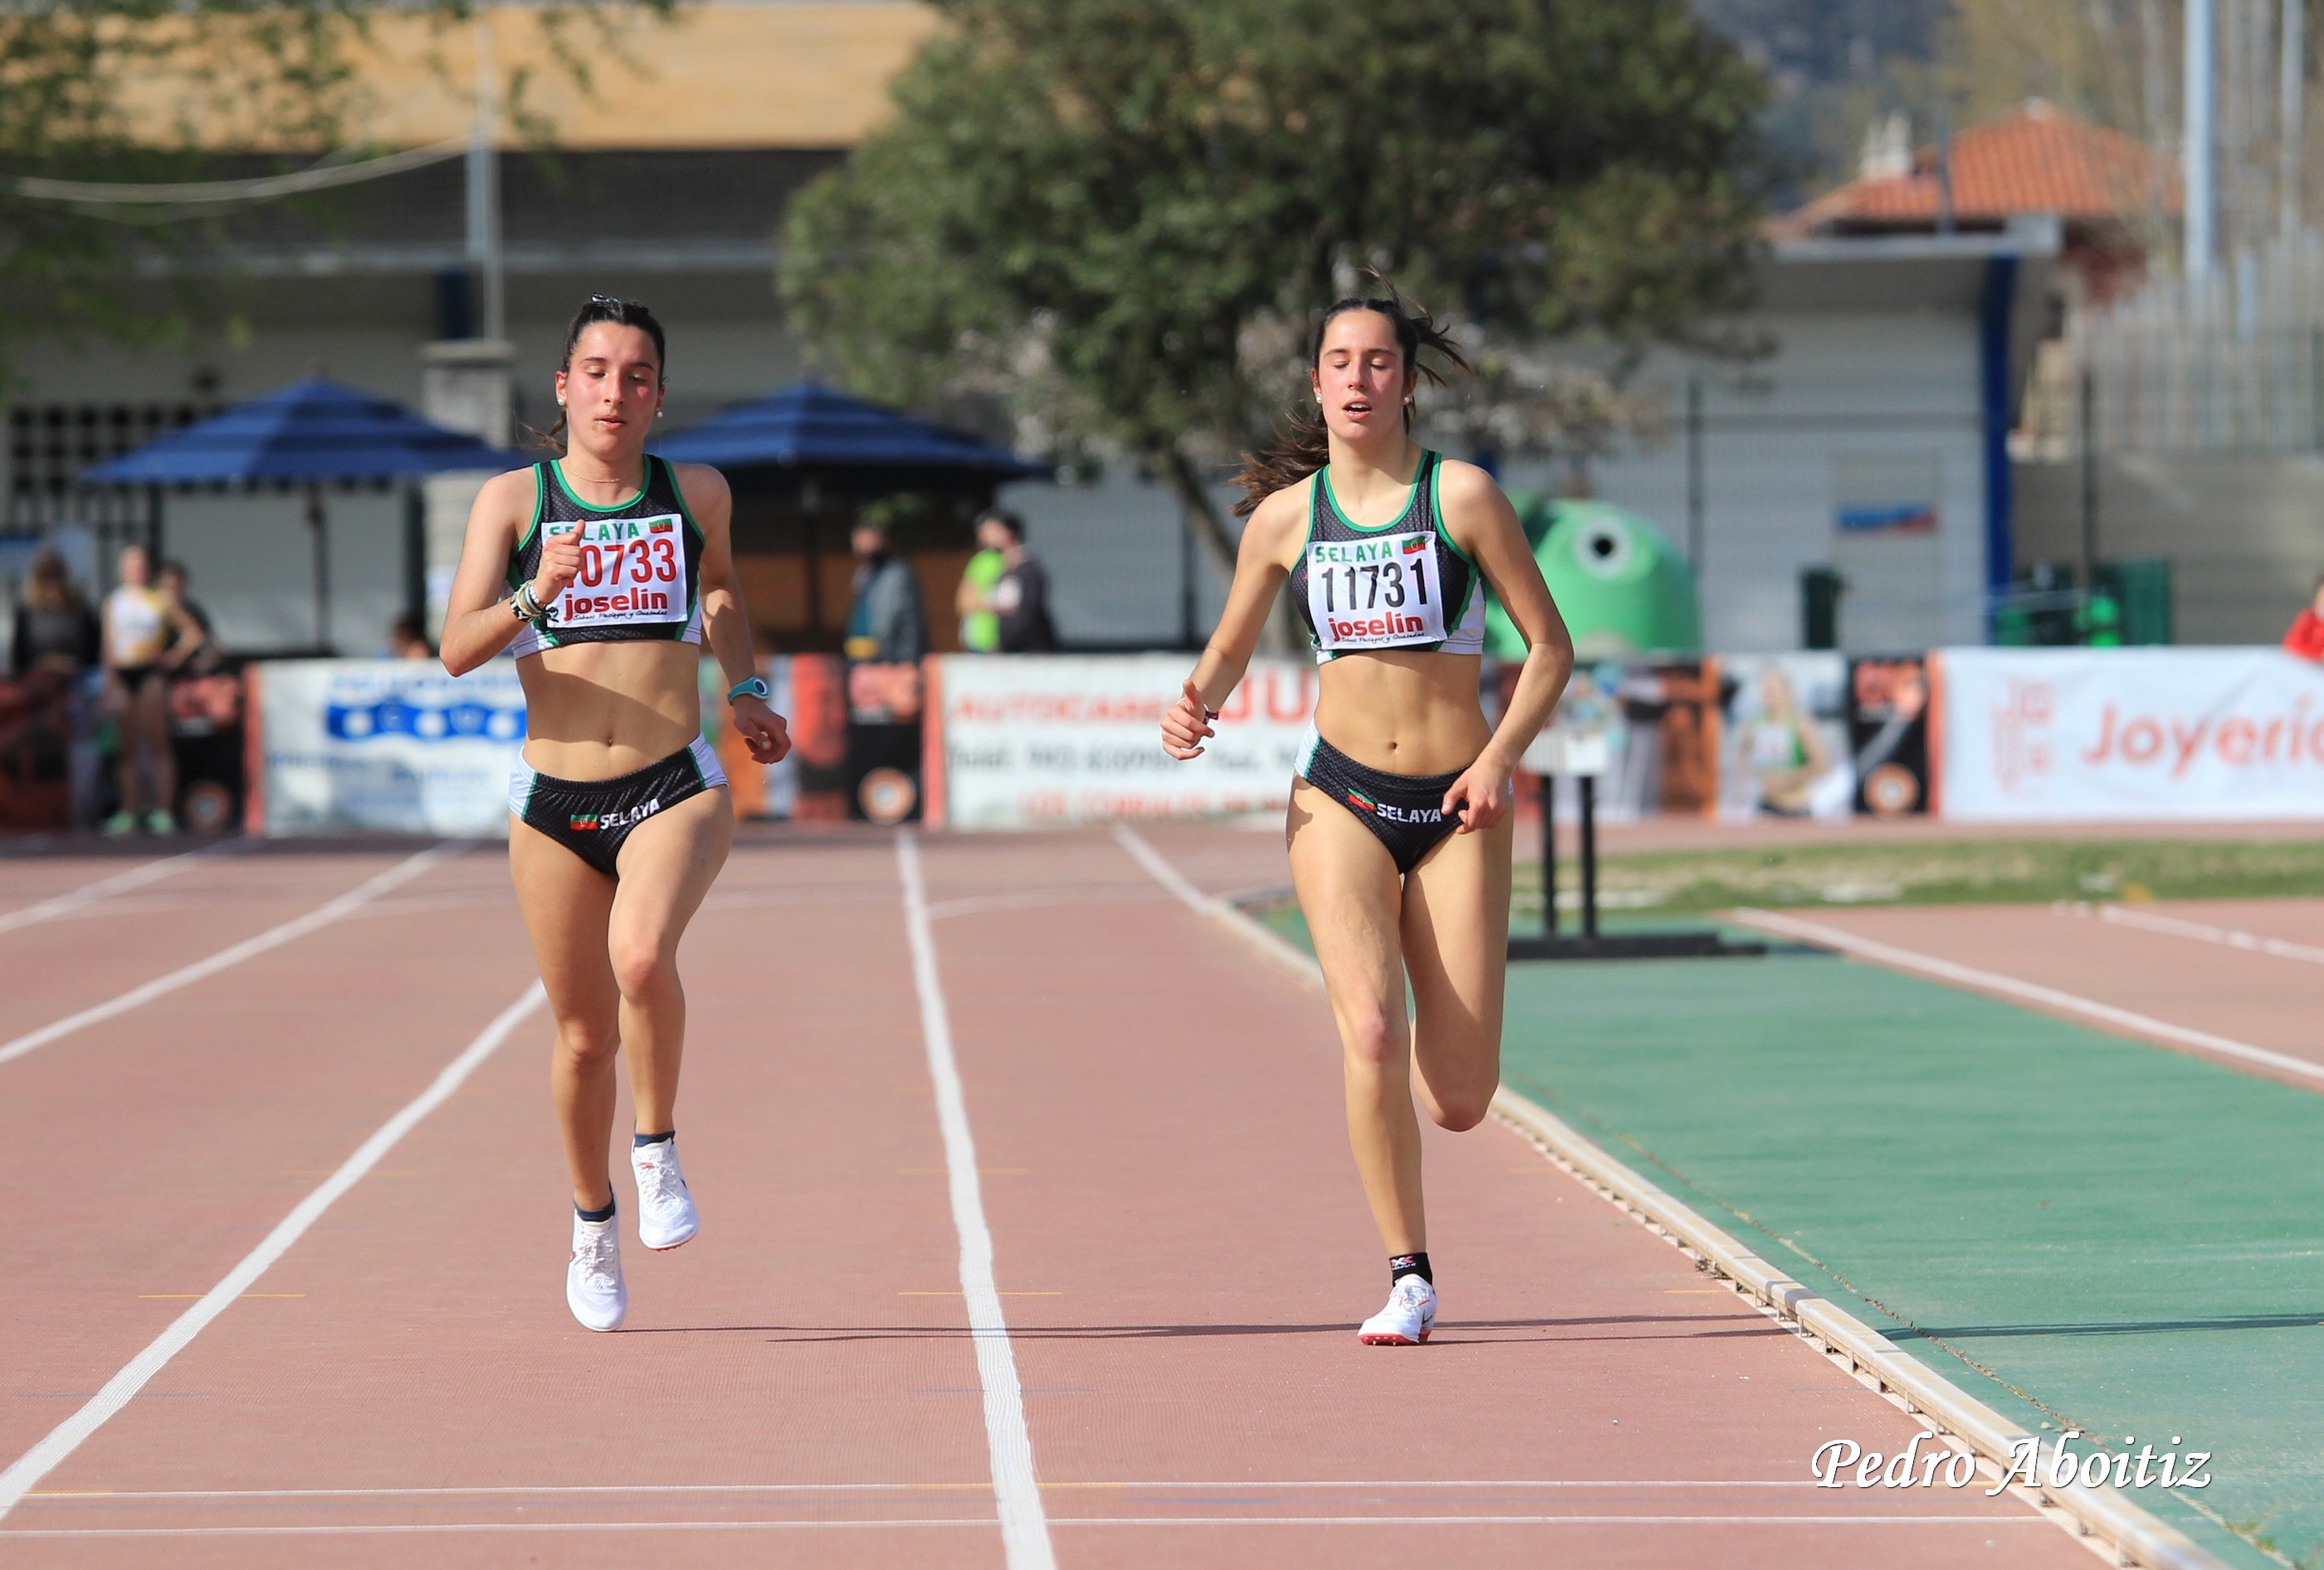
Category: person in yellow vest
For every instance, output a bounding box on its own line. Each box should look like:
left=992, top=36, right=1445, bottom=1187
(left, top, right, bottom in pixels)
left=100, top=544, right=198, bottom=835
left=955, top=529, right=1004, bottom=652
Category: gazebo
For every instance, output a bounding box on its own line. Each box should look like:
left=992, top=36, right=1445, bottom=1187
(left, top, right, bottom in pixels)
left=82, top=376, right=521, bottom=652
left=655, top=382, right=1047, bottom=651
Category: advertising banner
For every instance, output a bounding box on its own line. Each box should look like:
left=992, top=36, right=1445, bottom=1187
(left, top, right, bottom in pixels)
left=1716, top=652, right=1853, bottom=819
left=255, top=660, right=525, bottom=836
left=1847, top=654, right=1932, bottom=817
left=930, top=654, right=1316, bottom=829
left=1936, top=646, right=2324, bottom=821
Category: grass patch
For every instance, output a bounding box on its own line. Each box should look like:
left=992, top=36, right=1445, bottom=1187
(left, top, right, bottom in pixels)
left=1508, top=837, right=2324, bottom=914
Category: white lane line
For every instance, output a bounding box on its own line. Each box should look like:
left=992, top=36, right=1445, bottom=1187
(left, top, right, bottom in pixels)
left=0, top=1515, right=2053, bottom=1538
left=1736, top=907, right=2324, bottom=1089
left=2080, top=902, right=2324, bottom=967
left=0, top=843, right=238, bottom=937
left=1110, top=824, right=1324, bottom=991
left=895, top=833, right=1055, bottom=1570
left=0, top=981, right=547, bottom=1524
left=0, top=843, right=459, bottom=1070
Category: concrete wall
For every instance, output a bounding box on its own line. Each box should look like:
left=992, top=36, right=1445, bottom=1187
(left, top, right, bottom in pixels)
left=2014, top=453, right=2324, bottom=644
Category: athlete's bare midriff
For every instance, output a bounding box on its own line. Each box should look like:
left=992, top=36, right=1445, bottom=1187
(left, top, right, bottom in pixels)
left=517, top=639, right=704, bottom=779
left=1313, top=649, right=1493, bottom=776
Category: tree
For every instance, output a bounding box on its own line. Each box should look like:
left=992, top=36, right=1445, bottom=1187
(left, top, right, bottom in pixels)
left=780, top=0, right=1770, bottom=587
left=0, top=2, right=658, bottom=356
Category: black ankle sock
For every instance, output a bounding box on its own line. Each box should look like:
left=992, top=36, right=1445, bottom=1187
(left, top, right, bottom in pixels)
left=1389, top=1251, right=1433, bottom=1286
left=632, top=1130, right=674, bottom=1148
left=576, top=1196, right=617, bottom=1224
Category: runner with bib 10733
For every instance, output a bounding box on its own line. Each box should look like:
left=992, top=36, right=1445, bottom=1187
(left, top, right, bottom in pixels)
left=544, top=514, right=689, bottom=629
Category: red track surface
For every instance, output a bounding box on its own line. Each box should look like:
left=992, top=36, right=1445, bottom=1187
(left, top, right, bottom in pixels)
left=2, top=828, right=2094, bottom=1568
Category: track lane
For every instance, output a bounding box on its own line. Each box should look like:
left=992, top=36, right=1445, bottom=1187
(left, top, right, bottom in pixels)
left=0, top=849, right=523, bottom=1463
left=2, top=836, right=1003, bottom=1568
left=0, top=849, right=450, bottom=1051
left=913, top=828, right=2094, bottom=1570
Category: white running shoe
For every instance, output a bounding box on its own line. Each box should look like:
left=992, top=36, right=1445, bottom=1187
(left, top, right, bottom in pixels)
left=567, top=1210, right=627, bottom=1333
left=1357, top=1275, right=1438, bottom=1345
left=630, top=1138, right=697, bottom=1251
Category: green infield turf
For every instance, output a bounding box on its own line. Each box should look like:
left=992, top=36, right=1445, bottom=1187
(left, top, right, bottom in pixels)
left=1510, top=835, right=2324, bottom=916
left=1253, top=901, right=2322, bottom=1568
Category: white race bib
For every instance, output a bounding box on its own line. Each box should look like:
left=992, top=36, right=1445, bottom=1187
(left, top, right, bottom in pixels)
left=1306, top=531, right=1446, bottom=650
left=544, top=514, right=689, bottom=629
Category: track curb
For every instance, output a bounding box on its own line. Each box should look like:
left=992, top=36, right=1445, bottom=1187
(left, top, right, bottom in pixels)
left=1107, top=828, right=2227, bottom=1570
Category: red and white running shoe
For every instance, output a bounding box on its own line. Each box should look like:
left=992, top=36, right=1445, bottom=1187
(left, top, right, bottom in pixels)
left=1358, top=1276, right=1437, bottom=1345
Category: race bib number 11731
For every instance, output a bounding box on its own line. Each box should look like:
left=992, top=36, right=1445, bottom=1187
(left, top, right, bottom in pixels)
left=1306, top=531, right=1447, bottom=650
left=545, top=514, right=688, bottom=628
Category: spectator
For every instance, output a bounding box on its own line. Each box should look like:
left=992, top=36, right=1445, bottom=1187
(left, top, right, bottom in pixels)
left=982, top=509, right=1058, bottom=652
left=156, top=560, right=222, bottom=675
left=2283, top=575, right=2324, bottom=661
left=388, top=612, right=433, bottom=661
left=10, top=548, right=99, bottom=680
left=101, top=544, right=198, bottom=836
left=843, top=520, right=926, bottom=662
left=955, top=534, right=1005, bottom=652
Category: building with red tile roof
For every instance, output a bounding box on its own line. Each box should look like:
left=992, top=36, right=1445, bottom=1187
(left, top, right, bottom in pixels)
left=1774, top=100, right=2175, bottom=306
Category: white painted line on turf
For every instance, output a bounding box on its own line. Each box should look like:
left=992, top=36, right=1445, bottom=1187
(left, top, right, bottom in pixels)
left=0, top=980, right=546, bottom=1525
left=2080, top=901, right=2324, bottom=967
left=896, top=833, right=1055, bottom=1570
left=1735, top=907, right=2324, bottom=1090
left=1112, top=837, right=2221, bottom=1570
left=0, top=841, right=241, bottom=937
left=0, top=842, right=458, bottom=1070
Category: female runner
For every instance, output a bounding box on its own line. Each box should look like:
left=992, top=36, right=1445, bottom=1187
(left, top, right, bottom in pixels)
left=1161, top=295, right=1573, bottom=1344
left=442, top=296, right=789, bottom=1332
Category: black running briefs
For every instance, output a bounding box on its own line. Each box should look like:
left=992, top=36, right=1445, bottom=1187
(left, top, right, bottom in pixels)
left=508, top=736, right=726, bottom=876
left=1295, top=729, right=1468, bottom=875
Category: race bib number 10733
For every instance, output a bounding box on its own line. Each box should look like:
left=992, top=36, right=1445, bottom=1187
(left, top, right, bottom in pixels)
left=545, top=514, right=688, bottom=628
left=1306, top=531, right=1447, bottom=650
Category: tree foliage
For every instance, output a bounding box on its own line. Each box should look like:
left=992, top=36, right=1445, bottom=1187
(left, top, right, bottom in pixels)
left=0, top=2, right=657, bottom=353
left=781, top=0, right=1771, bottom=571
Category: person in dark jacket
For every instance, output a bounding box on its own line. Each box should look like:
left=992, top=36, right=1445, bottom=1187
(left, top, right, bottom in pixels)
left=844, top=521, right=928, bottom=661
left=977, top=509, right=1058, bottom=652
left=11, top=548, right=100, bottom=678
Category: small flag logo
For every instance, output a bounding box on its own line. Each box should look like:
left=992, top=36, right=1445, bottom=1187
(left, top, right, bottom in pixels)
left=569, top=814, right=602, bottom=831
left=648, top=518, right=675, bottom=534
left=1346, top=788, right=1378, bottom=813
left=1401, top=535, right=1428, bottom=554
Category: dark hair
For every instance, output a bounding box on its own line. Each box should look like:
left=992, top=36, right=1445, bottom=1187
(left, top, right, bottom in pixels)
left=543, top=295, right=666, bottom=451
left=1232, top=288, right=1470, bottom=517
left=977, top=507, right=1025, bottom=542
left=159, top=559, right=188, bottom=582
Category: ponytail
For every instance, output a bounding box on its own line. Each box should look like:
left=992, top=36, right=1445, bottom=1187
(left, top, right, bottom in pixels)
left=1232, top=286, right=1469, bottom=517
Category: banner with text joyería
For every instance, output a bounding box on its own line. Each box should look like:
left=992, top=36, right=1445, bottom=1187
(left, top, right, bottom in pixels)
left=927, top=654, right=1316, bottom=830
left=1935, top=647, right=2324, bottom=821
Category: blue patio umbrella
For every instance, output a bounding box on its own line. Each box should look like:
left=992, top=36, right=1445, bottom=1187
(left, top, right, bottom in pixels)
left=82, top=375, right=523, bottom=651
left=654, top=381, right=1047, bottom=485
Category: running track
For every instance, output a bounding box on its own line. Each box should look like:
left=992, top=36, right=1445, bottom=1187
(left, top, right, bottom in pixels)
left=1, top=828, right=2100, bottom=1567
